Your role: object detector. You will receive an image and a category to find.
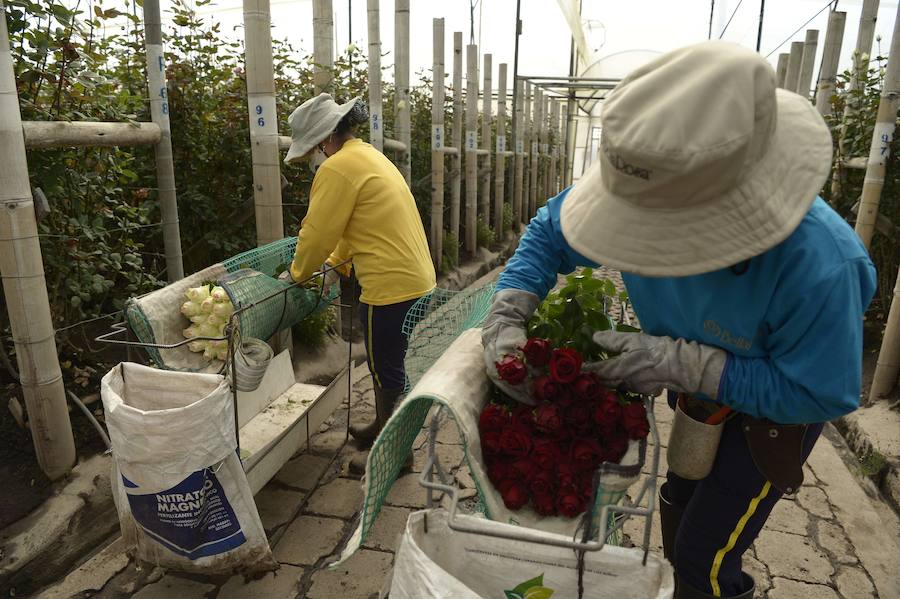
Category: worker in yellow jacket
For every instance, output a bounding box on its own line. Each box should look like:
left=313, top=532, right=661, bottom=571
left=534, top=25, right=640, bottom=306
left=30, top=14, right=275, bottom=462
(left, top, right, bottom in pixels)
left=284, top=93, right=436, bottom=447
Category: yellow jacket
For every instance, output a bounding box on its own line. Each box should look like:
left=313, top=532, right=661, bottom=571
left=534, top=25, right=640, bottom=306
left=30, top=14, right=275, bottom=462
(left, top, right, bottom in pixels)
left=290, top=139, right=436, bottom=305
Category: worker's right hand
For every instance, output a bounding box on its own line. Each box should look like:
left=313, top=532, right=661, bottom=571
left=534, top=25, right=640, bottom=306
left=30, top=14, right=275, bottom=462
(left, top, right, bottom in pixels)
left=481, top=288, right=541, bottom=405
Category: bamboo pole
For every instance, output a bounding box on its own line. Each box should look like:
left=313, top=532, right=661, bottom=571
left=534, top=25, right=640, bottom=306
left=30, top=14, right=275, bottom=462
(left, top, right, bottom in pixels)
left=815, top=11, right=847, bottom=116
left=775, top=53, right=789, bottom=88
left=144, top=0, right=184, bottom=282
left=480, top=54, right=492, bottom=229
left=784, top=41, right=804, bottom=93
left=550, top=100, right=560, bottom=196
left=313, top=0, right=334, bottom=93
left=539, top=95, right=549, bottom=203
left=450, top=31, right=463, bottom=247
left=797, top=29, right=819, bottom=100
left=367, top=0, right=383, bottom=151
left=560, top=102, right=568, bottom=190
left=394, top=0, right=411, bottom=184
left=465, top=44, right=478, bottom=253
left=872, top=266, right=900, bottom=400
left=529, top=86, right=540, bottom=219
left=23, top=121, right=161, bottom=148
left=854, top=4, right=900, bottom=250
left=522, top=80, right=532, bottom=224
left=513, top=77, right=525, bottom=228
left=430, top=18, right=445, bottom=269
left=495, top=63, right=507, bottom=234
left=0, top=2, right=75, bottom=480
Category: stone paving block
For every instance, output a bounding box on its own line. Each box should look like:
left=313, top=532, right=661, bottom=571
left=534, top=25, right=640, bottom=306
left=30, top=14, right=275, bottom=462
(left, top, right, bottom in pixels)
left=385, top=472, right=431, bottom=508
left=814, top=521, right=856, bottom=564
left=642, top=445, right=668, bottom=477
left=274, top=516, right=346, bottom=566
left=834, top=565, right=877, bottom=599
left=765, top=498, right=810, bottom=536
left=276, top=453, right=333, bottom=491
left=743, top=553, right=771, bottom=598
left=217, top=564, right=304, bottom=598
left=36, top=538, right=129, bottom=599
left=307, top=430, right=348, bottom=456
left=413, top=443, right=465, bottom=473
left=768, top=577, right=839, bottom=599
left=755, top=529, right=833, bottom=584
left=362, top=505, right=411, bottom=551
left=132, top=574, right=216, bottom=599
left=435, top=416, right=464, bottom=445
left=306, top=549, right=393, bottom=599
left=254, top=486, right=305, bottom=532
left=796, top=486, right=834, bottom=520
left=622, top=508, right=663, bottom=554
left=305, top=477, right=363, bottom=519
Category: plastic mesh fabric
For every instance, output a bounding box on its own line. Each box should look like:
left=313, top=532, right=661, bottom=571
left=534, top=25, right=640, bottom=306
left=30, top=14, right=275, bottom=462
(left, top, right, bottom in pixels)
left=125, top=300, right=163, bottom=367
left=222, top=237, right=298, bottom=276
left=401, top=284, right=496, bottom=391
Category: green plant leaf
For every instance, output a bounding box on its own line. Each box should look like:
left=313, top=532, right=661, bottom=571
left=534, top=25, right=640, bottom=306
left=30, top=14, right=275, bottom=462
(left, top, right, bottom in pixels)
left=512, top=574, right=545, bottom=594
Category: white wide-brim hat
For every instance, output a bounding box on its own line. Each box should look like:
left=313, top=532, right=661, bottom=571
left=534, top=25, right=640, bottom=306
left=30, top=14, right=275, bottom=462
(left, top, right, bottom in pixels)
left=284, top=93, right=360, bottom=164
left=560, top=41, right=833, bottom=277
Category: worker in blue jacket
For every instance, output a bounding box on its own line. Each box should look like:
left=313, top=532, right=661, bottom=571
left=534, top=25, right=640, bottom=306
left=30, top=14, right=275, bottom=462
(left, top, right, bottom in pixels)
left=482, top=42, right=876, bottom=599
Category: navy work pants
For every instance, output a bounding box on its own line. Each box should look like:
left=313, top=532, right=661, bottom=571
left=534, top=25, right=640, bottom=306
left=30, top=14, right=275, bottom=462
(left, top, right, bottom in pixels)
left=358, top=298, right=420, bottom=392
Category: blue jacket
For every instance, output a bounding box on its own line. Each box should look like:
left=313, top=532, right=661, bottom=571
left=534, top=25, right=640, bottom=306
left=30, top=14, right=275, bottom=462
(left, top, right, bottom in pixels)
left=497, top=188, right=877, bottom=424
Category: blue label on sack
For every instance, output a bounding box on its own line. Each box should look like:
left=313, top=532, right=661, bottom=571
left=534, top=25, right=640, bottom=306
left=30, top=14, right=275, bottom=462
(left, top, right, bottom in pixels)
left=123, top=467, right=246, bottom=559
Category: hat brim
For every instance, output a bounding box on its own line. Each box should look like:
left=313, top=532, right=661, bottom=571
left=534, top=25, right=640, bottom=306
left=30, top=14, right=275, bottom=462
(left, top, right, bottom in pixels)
left=283, top=97, right=360, bottom=164
left=559, top=89, right=833, bottom=277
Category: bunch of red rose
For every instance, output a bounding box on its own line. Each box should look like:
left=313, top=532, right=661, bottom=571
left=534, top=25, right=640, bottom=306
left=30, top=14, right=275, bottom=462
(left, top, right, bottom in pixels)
left=481, top=338, right=649, bottom=518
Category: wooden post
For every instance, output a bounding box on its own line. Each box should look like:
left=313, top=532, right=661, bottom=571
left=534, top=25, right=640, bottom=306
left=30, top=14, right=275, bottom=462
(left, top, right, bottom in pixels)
left=550, top=100, right=560, bottom=196
left=522, top=80, right=532, bottom=224
left=529, top=86, right=540, bottom=219
left=797, top=29, right=819, bottom=99
left=143, top=0, right=183, bottom=282
left=815, top=11, right=847, bottom=116
left=394, top=0, right=411, bottom=184
left=513, top=77, right=525, bottom=228
left=480, top=54, right=492, bottom=228
left=450, top=32, right=463, bottom=246
left=495, top=63, right=508, bottom=234
left=465, top=44, right=478, bottom=253
left=539, top=95, right=549, bottom=203
left=22, top=121, right=162, bottom=148
left=243, top=0, right=284, bottom=246
left=0, top=2, right=76, bottom=480
left=560, top=102, right=569, bottom=190
left=854, top=4, right=900, bottom=250
left=784, top=41, right=804, bottom=93
left=313, top=0, right=334, bottom=93
left=775, top=53, right=789, bottom=88
left=430, top=18, right=445, bottom=270
left=367, top=0, right=383, bottom=151
left=872, top=266, right=900, bottom=400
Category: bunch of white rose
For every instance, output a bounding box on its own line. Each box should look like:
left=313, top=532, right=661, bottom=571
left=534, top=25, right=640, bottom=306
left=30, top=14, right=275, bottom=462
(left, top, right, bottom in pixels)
left=181, top=285, right=234, bottom=361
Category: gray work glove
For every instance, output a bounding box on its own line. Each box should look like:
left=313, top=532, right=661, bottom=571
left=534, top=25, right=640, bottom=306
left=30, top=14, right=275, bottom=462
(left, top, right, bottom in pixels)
left=588, top=330, right=728, bottom=399
left=481, top=288, right=541, bottom=405
left=277, top=270, right=293, bottom=282
left=315, top=264, right=341, bottom=290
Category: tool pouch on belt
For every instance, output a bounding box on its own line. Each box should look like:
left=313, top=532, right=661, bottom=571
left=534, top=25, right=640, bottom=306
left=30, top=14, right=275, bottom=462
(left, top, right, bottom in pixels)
left=667, top=396, right=726, bottom=481
left=742, top=415, right=807, bottom=495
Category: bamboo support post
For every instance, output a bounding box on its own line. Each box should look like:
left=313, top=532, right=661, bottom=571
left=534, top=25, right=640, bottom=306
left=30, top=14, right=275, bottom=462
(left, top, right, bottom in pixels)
left=797, top=29, right=819, bottom=99
left=854, top=4, right=900, bottom=250
left=367, top=0, right=383, bottom=151
left=523, top=81, right=533, bottom=222
left=775, top=53, right=789, bottom=88
left=513, top=78, right=525, bottom=228
left=871, top=266, right=900, bottom=400
left=529, top=87, right=541, bottom=219
left=430, top=18, right=445, bottom=269
left=815, top=11, right=846, bottom=116
left=145, top=0, right=184, bottom=282
left=539, top=96, right=549, bottom=202
left=560, top=102, right=568, bottom=190
left=465, top=44, right=479, bottom=253
left=394, top=0, right=411, bottom=184
left=22, top=121, right=162, bottom=149
left=480, top=54, right=492, bottom=229
left=0, top=2, right=76, bottom=480
left=550, top=100, right=560, bottom=196
left=243, top=0, right=284, bottom=247
left=450, top=32, right=463, bottom=246
left=495, top=63, right=508, bottom=234
left=784, top=41, right=804, bottom=93
left=313, top=0, right=334, bottom=93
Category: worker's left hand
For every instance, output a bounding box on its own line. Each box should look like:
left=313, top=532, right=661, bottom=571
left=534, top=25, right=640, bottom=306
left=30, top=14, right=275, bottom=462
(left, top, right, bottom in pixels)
left=277, top=270, right=294, bottom=283
left=315, top=264, right=341, bottom=290
left=586, top=330, right=728, bottom=399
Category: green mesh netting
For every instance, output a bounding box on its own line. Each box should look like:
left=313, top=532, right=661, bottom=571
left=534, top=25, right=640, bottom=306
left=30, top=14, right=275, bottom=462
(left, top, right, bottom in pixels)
left=402, top=284, right=496, bottom=391
left=222, top=237, right=298, bottom=276
left=124, top=299, right=165, bottom=368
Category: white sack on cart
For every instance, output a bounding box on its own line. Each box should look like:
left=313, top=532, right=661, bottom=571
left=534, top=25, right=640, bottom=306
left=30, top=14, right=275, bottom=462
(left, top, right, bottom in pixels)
left=391, top=509, right=674, bottom=599
left=101, top=362, right=275, bottom=573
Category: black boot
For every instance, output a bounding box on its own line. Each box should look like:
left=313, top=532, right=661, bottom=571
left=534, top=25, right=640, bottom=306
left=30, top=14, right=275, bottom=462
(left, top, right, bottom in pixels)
left=675, top=573, right=754, bottom=599
left=659, top=482, right=684, bottom=567
left=349, top=386, right=403, bottom=449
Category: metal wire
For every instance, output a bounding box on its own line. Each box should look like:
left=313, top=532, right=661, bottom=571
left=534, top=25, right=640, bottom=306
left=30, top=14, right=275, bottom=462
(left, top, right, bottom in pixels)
left=765, top=0, right=836, bottom=58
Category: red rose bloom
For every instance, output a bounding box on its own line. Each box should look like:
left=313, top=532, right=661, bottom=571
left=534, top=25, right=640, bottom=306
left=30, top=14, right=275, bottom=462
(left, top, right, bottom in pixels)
left=557, top=460, right=579, bottom=493
left=495, top=354, right=527, bottom=385
left=565, top=400, right=593, bottom=430
left=549, top=348, right=583, bottom=383
left=532, top=438, right=561, bottom=470
left=593, top=392, right=623, bottom=431
left=510, top=405, right=536, bottom=432
left=487, top=459, right=514, bottom=484
left=498, top=478, right=529, bottom=510
left=573, top=373, right=603, bottom=401
left=511, top=458, right=539, bottom=482
left=556, top=492, right=585, bottom=518
left=579, top=473, right=596, bottom=501
left=479, top=403, right=508, bottom=433
left=622, top=400, right=650, bottom=440
left=571, top=437, right=604, bottom=472
left=532, top=492, right=557, bottom=516
left=522, top=338, right=553, bottom=367
left=499, top=428, right=532, bottom=458
left=529, top=469, right=556, bottom=496
left=534, top=402, right=564, bottom=435
left=482, top=431, right=502, bottom=456
left=532, top=375, right=560, bottom=402
left=605, top=427, right=629, bottom=463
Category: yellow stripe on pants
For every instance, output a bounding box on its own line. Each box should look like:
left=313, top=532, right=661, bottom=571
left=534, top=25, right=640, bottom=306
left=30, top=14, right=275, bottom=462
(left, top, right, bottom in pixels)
left=709, top=481, right=771, bottom=596
left=367, top=305, right=381, bottom=388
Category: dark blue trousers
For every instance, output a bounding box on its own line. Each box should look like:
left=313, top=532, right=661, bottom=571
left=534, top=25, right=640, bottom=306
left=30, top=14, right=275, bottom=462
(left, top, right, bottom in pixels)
left=359, top=298, right=420, bottom=391
left=666, top=394, right=823, bottom=597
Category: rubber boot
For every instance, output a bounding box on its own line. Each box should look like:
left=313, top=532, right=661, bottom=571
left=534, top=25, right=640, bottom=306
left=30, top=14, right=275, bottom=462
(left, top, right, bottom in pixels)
left=675, top=573, right=754, bottom=599
left=659, top=482, right=684, bottom=567
left=348, top=387, right=411, bottom=475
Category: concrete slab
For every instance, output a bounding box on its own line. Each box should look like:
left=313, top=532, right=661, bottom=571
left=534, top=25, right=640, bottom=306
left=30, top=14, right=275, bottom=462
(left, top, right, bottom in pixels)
left=217, top=563, right=305, bottom=598
left=768, top=577, right=839, bottom=599
left=34, top=538, right=129, bottom=599
left=131, top=574, right=216, bottom=599
left=385, top=473, right=430, bottom=509
left=305, top=478, right=362, bottom=519
left=834, top=565, right=877, bottom=599
left=275, top=454, right=332, bottom=491
left=766, top=498, right=811, bottom=536
left=254, top=486, right=305, bottom=533
left=274, top=516, right=345, bottom=566
left=813, top=521, right=856, bottom=565
left=306, top=549, right=393, bottom=599
left=755, top=529, right=834, bottom=584
left=362, top=506, right=411, bottom=552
